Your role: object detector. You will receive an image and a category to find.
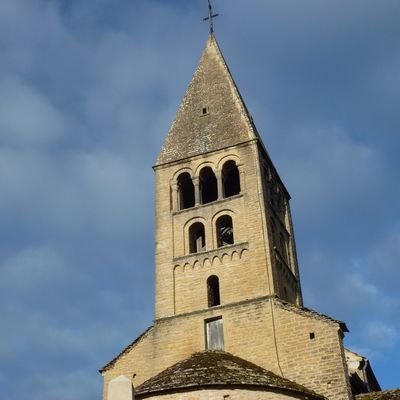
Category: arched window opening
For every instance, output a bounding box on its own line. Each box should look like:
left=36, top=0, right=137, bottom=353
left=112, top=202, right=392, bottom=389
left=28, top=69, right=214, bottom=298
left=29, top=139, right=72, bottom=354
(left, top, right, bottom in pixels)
left=279, top=232, right=287, bottom=262
left=199, top=167, right=218, bottom=204
left=216, top=215, right=234, bottom=247
left=207, top=275, right=220, bottom=307
left=177, top=172, right=195, bottom=210
left=189, top=222, right=206, bottom=253
left=222, top=160, right=240, bottom=198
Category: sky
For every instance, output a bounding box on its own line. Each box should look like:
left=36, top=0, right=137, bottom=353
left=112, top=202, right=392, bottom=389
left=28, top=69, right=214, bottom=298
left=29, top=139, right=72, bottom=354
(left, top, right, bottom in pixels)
left=0, top=0, right=399, bottom=399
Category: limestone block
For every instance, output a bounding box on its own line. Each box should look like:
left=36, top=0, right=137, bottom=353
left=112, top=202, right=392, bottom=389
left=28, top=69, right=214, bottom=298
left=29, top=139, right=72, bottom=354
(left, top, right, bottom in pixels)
left=108, top=375, right=134, bottom=400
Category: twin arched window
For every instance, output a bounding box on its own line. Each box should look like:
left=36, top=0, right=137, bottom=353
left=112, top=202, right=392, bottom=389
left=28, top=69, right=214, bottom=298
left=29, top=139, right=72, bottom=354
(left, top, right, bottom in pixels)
left=176, top=161, right=241, bottom=211
left=188, top=215, right=234, bottom=254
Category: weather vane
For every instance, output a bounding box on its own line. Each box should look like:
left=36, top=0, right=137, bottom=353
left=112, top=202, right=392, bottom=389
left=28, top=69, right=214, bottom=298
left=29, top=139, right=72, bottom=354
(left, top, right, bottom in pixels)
left=203, top=0, right=219, bottom=33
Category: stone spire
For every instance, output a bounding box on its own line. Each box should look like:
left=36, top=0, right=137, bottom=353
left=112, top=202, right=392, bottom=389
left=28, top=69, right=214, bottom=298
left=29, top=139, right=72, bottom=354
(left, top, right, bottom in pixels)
left=156, top=34, right=258, bottom=165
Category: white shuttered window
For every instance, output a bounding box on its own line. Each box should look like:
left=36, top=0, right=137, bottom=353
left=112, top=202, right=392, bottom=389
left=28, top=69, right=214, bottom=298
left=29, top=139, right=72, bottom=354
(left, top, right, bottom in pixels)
left=205, top=318, right=224, bottom=350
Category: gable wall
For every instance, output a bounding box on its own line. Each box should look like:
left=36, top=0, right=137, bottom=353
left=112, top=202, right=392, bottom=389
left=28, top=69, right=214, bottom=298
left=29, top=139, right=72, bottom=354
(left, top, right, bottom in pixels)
left=102, top=298, right=351, bottom=400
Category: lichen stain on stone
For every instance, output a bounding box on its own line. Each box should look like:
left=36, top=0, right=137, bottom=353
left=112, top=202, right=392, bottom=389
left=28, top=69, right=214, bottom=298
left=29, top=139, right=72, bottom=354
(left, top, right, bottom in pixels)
left=157, top=34, right=256, bottom=166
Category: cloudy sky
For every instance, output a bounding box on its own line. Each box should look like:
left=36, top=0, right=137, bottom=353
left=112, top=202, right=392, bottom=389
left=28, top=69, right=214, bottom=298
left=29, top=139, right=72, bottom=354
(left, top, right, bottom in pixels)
left=0, top=0, right=399, bottom=399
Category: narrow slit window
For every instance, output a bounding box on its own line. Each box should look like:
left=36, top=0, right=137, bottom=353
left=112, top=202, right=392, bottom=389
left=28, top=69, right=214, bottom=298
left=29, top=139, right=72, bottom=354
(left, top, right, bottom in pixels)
left=216, top=215, right=234, bottom=247
left=207, top=275, right=220, bottom=307
left=202, top=107, right=208, bottom=115
left=189, top=222, right=206, bottom=253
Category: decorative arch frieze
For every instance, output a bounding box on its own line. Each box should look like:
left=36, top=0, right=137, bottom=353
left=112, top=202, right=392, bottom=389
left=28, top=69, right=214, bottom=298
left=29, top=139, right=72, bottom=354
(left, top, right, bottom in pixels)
left=173, top=242, right=249, bottom=273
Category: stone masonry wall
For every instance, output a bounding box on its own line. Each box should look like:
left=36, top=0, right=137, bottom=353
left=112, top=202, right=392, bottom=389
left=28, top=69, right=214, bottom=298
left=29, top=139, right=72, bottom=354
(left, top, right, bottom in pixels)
left=102, top=297, right=351, bottom=400
left=154, top=142, right=275, bottom=319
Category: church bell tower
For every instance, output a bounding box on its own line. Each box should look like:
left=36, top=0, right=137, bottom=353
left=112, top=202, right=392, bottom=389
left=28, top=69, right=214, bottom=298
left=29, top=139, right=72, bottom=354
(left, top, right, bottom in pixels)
left=154, top=33, right=303, bottom=320
left=101, top=30, right=356, bottom=400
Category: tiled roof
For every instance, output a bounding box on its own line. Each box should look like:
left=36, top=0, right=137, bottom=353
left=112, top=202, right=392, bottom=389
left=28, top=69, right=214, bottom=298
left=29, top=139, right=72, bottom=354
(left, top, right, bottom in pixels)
left=356, top=389, right=400, bottom=399
left=276, top=298, right=348, bottom=332
left=135, top=351, right=325, bottom=399
left=156, top=33, right=258, bottom=166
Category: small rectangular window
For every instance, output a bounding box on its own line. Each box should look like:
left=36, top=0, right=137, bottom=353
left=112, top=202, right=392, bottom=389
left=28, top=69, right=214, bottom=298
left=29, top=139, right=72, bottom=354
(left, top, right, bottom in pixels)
left=205, top=317, right=224, bottom=350
left=202, top=107, right=208, bottom=115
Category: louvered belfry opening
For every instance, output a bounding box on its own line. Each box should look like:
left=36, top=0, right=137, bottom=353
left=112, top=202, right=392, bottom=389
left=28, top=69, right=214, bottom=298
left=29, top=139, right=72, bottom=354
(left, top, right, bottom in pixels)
left=216, top=215, right=234, bottom=247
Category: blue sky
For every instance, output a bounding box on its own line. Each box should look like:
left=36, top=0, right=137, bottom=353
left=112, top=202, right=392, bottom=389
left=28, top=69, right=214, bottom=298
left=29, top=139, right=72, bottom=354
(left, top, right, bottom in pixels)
left=0, top=1, right=399, bottom=399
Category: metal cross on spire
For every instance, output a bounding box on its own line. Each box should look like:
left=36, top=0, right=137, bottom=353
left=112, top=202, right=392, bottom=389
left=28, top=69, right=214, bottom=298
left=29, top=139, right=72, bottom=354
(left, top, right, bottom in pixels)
left=203, top=0, right=219, bottom=34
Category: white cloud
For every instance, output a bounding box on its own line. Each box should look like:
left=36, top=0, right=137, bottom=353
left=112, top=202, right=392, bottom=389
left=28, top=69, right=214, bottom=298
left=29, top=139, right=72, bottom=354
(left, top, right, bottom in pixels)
left=345, top=274, right=379, bottom=298
left=0, top=77, right=68, bottom=146
left=367, top=230, right=400, bottom=282
left=279, top=124, right=380, bottom=220
left=0, top=245, right=70, bottom=290
left=364, top=321, right=397, bottom=349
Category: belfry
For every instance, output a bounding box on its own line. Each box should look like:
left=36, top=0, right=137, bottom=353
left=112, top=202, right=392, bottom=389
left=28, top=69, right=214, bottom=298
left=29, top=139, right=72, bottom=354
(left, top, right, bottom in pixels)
left=100, top=26, right=388, bottom=400
left=155, top=33, right=303, bottom=320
